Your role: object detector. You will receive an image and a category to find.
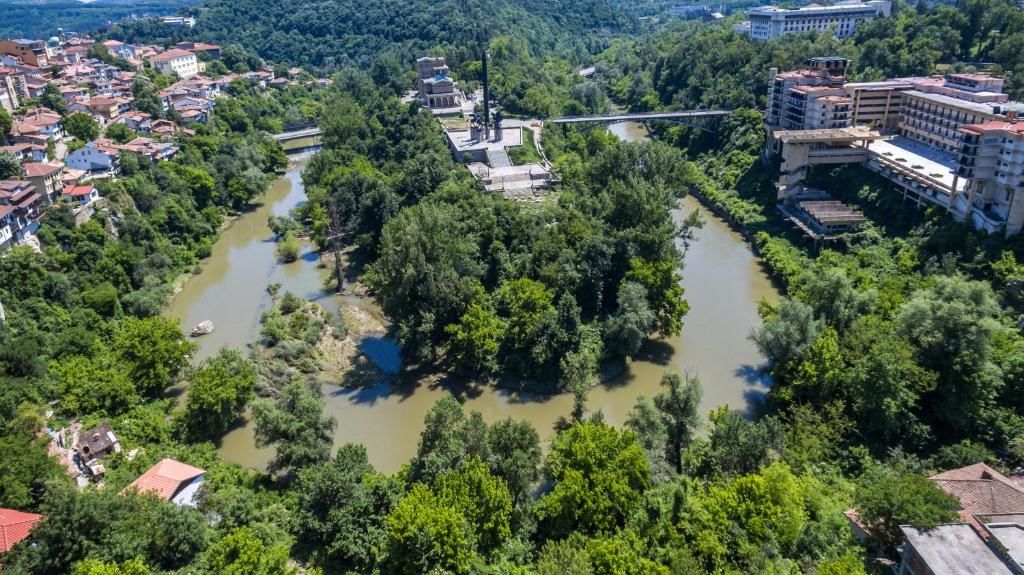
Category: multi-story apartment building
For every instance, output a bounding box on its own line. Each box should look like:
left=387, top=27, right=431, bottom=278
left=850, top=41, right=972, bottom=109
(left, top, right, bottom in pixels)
left=747, top=0, right=890, bottom=40
left=766, top=59, right=1024, bottom=236
left=957, top=117, right=1024, bottom=235
left=0, top=39, right=50, bottom=68
left=148, top=49, right=200, bottom=79
left=897, top=74, right=1020, bottom=152
left=0, top=180, right=43, bottom=249
left=845, top=79, right=913, bottom=130
left=767, top=57, right=850, bottom=130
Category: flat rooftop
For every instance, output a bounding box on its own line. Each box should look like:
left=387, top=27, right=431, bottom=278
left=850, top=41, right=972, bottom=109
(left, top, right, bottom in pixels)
left=901, top=524, right=1013, bottom=575
left=903, top=90, right=1004, bottom=115
left=774, top=126, right=882, bottom=144
left=867, top=136, right=966, bottom=193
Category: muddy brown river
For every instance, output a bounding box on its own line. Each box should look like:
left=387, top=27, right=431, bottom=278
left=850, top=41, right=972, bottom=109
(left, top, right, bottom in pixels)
left=165, top=124, right=780, bottom=472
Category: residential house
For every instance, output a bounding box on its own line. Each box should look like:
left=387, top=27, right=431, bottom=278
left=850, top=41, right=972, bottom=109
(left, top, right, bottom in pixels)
left=148, top=49, right=200, bottom=80
left=0, top=38, right=50, bottom=68
left=101, top=40, right=137, bottom=61
left=151, top=119, right=178, bottom=139
left=118, top=110, right=154, bottom=133
left=13, top=110, right=64, bottom=142
left=0, top=180, right=43, bottom=248
left=897, top=523, right=1015, bottom=575
left=65, top=139, right=121, bottom=177
left=125, top=458, right=205, bottom=507
left=176, top=41, right=221, bottom=59
left=117, top=137, right=178, bottom=163
left=0, top=143, right=46, bottom=162
left=73, top=422, right=120, bottom=461
left=0, top=508, right=44, bottom=555
left=63, top=182, right=100, bottom=207
left=178, top=108, right=208, bottom=123
left=849, top=463, right=1024, bottom=575
left=23, top=162, right=64, bottom=204
left=85, top=96, right=133, bottom=124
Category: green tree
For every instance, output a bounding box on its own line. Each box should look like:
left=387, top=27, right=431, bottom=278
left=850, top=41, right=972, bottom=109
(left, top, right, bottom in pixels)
left=409, top=395, right=489, bottom=485
left=688, top=407, right=784, bottom=479
left=383, top=484, right=475, bottom=575
left=0, top=430, right=64, bottom=510
left=494, top=277, right=556, bottom=369
left=105, top=122, right=137, bottom=144
left=605, top=281, right=655, bottom=358
left=3, top=486, right=209, bottom=574
left=897, top=276, right=1002, bottom=432
left=536, top=539, right=593, bottom=575
left=587, top=531, right=669, bottom=575
left=295, top=444, right=402, bottom=572
left=64, top=112, right=100, bottom=142
left=204, top=527, right=295, bottom=575
left=182, top=348, right=257, bottom=440
left=51, top=350, right=139, bottom=415
left=253, top=379, right=336, bottom=475
left=366, top=202, right=483, bottom=361
left=0, top=151, right=20, bottom=179
left=486, top=417, right=542, bottom=507
left=113, top=316, right=195, bottom=399
left=625, top=258, right=688, bottom=337
left=538, top=421, right=650, bottom=538
left=436, top=458, right=512, bottom=555
left=73, top=559, right=153, bottom=575
left=40, top=82, right=67, bottom=115
left=277, top=231, right=300, bottom=263
left=751, top=298, right=822, bottom=369
left=854, top=468, right=960, bottom=552
left=445, top=300, right=506, bottom=374
left=627, top=372, right=702, bottom=477
left=0, top=107, right=12, bottom=142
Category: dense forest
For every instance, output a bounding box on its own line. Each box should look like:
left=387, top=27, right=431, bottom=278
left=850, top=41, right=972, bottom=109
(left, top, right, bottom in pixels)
left=0, top=0, right=198, bottom=39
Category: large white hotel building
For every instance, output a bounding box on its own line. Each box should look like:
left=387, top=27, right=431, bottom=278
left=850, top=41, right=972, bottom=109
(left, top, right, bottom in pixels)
left=744, top=0, right=891, bottom=40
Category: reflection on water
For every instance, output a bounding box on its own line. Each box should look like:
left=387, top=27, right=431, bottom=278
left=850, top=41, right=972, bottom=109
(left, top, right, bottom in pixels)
left=358, top=337, right=402, bottom=375
left=169, top=125, right=780, bottom=473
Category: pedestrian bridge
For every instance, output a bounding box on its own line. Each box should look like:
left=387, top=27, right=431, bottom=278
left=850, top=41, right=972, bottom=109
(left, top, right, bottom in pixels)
left=272, top=127, right=322, bottom=141
left=549, top=109, right=734, bottom=125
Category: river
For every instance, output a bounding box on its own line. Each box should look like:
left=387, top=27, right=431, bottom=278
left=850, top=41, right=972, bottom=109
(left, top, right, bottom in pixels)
left=165, top=123, right=780, bottom=473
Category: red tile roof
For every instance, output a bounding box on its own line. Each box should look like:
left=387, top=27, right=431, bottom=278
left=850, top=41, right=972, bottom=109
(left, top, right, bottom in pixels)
left=961, top=120, right=1024, bottom=135
left=125, top=458, right=204, bottom=501
left=0, top=508, right=43, bottom=554
left=148, top=49, right=195, bottom=63
left=22, top=163, right=62, bottom=178
left=931, top=463, right=1024, bottom=534
left=64, top=184, right=94, bottom=197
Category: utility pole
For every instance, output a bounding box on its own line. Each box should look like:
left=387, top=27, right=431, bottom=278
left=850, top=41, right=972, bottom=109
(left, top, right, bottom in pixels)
left=326, top=198, right=345, bottom=293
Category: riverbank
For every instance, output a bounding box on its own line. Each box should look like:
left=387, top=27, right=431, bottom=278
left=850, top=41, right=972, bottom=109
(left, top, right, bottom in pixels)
left=166, top=125, right=778, bottom=473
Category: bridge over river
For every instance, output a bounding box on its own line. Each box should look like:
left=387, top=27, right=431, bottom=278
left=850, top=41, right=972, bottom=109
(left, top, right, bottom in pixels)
left=550, top=109, right=734, bottom=127
left=272, top=127, right=322, bottom=142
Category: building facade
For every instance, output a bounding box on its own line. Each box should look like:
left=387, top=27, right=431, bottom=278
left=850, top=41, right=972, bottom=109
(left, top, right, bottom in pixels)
left=957, top=118, right=1024, bottom=235
left=148, top=49, right=200, bottom=79
left=747, top=0, right=891, bottom=40
left=416, top=56, right=462, bottom=110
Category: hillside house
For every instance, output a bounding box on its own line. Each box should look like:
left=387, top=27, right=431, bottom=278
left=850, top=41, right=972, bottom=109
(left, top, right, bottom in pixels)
left=125, top=458, right=205, bottom=507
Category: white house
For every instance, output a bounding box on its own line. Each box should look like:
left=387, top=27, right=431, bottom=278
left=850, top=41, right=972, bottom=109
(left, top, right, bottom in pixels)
left=148, top=49, right=199, bottom=80
left=65, top=140, right=121, bottom=177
